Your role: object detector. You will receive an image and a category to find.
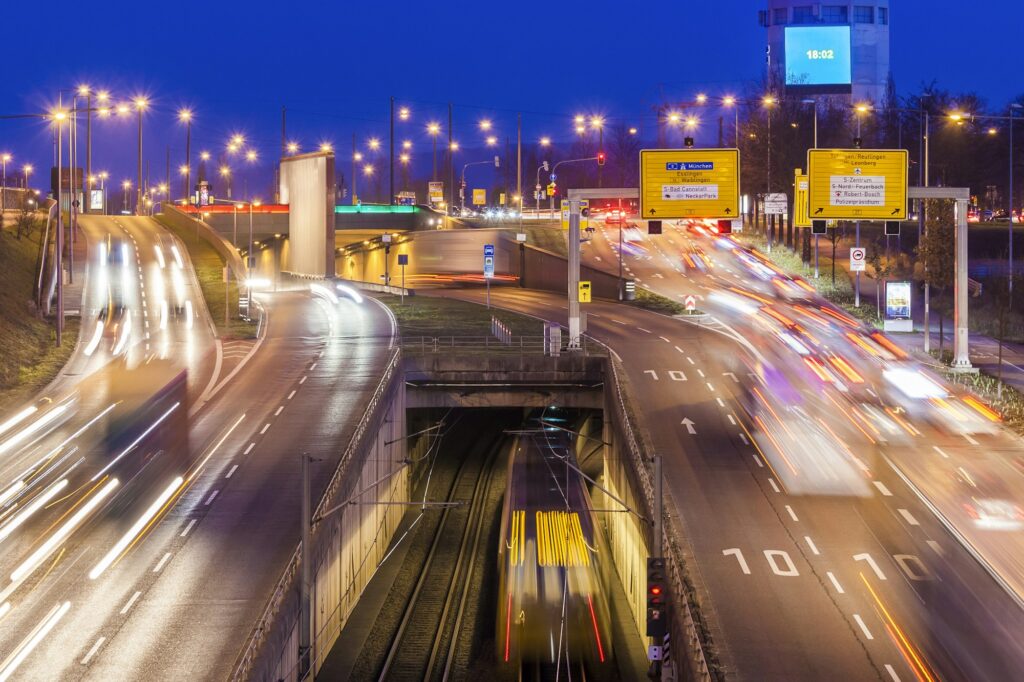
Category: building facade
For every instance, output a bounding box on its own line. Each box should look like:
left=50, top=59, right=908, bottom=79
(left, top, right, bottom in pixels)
left=760, top=1, right=891, bottom=104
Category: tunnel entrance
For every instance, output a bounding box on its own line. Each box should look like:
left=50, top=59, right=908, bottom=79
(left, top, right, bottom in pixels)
left=316, top=407, right=644, bottom=681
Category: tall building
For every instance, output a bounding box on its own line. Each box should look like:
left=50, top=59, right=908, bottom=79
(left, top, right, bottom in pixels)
left=759, top=2, right=891, bottom=104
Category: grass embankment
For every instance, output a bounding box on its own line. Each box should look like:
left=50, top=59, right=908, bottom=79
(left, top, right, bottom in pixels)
left=630, top=287, right=685, bottom=315
left=375, top=293, right=543, bottom=337
left=0, top=220, right=79, bottom=414
left=155, top=215, right=257, bottom=339
left=737, top=232, right=881, bottom=327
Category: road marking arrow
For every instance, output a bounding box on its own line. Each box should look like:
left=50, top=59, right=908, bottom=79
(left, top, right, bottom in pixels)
left=681, top=418, right=697, bottom=435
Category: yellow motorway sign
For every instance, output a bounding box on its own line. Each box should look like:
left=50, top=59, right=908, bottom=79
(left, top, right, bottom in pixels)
left=794, top=169, right=810, bottom=227
left=807, top=149, right=908, bottom=220
left=640, top=148, right=740, bottom=219
left=472, top=188, right=486, bottom=205
left=578, top=281, right=592, bottom=303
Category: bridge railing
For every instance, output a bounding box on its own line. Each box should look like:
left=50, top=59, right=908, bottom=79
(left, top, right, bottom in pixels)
left=400, top=335, right=605, bottom=356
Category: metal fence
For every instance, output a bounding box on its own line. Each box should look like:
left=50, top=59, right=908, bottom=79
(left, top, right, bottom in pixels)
left=400, top=335, right=605, bottom=356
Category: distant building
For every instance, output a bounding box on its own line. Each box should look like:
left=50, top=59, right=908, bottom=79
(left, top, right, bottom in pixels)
left=759, top=1, right=891, bottom=104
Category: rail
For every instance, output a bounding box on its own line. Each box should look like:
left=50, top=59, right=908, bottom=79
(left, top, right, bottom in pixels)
left=230, top=347, right=403, bottom=681
left=606, top=357, right=718, bottom=681
left=400, top=335, right=604, bottom=356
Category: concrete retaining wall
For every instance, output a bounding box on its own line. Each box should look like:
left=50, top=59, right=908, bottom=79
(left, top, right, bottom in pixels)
left=161, top=204, right=246, bottom=280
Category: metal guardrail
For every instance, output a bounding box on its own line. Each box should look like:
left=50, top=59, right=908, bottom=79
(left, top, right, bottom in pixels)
left=230, top=347, right=403, bottom=682
left=606, top=357, right=717, bottom=682
left=400, top=335, right=604, bottom=356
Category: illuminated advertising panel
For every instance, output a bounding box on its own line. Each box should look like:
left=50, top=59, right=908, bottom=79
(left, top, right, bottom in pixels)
left=784, top=26, right=852, bottom=94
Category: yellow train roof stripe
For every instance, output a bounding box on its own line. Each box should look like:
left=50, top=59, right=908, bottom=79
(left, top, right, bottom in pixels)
left=534, top=510, right=591, bottom=567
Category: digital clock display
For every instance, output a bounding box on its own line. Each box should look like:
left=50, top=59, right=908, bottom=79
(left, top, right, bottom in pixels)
left=784, top=26, right=852, bottom=91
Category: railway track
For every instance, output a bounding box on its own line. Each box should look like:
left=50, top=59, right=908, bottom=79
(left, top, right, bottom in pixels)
left=377, top=432, right=502, bottom=681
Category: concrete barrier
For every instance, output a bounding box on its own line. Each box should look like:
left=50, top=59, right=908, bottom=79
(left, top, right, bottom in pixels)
left=161, top=204, right=246, bottom=280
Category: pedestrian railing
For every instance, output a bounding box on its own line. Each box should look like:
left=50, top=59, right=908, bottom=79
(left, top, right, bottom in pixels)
left=400, top=335, right=605, bottom=356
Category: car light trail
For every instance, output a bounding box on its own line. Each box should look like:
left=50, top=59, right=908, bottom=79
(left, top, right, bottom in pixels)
left=185, top=300, right=194, bottom=330
left=111, top=312, right=132, bottom=356
left=154, top=244, right=165, bottom=268
left=0, top=481, right=25, bottom=508
left=0, top=402, right=73, bottom=457
left=310, top=282, right=339, bottom=305
left=335, top=283, right=364, bottom=304
left=83, top=320, right=105, bottom=356
left=89, top=475, right=184, bottom=579
left=170, top=244, right=184, bottom=269
left=0, top=406, right=38, bottom=440
left=10, top=479, right=119, bottom=583
left=0, top=479, right=69, bottom=544
left=0, top=601, right=71, bottom=682
left=91, top=403, right=180, bottom=482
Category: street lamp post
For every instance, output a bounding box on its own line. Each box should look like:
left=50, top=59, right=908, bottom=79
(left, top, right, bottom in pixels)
left=535, top=161, right=549, bottom=215
left=1, top=153, right=10, bottom=214
left=723, top=97, right=739, bottom=147
left=134, top=98, right=147, bottom=214
left=180, top=109, right=193, bottom=204
left=24, top=164, right=33, bottom=191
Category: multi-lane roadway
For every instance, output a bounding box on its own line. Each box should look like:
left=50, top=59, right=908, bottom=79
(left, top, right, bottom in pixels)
left=434, top=214, right=1024, bottom=681
left=0, top=215, right=393, bottom=680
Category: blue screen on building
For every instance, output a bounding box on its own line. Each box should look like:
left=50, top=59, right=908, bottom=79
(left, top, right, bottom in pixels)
left=784, top=26, right=852, bottom=93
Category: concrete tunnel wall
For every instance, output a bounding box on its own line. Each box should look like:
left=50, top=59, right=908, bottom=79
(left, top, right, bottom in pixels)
left=337, top=228, right=624, bottom=298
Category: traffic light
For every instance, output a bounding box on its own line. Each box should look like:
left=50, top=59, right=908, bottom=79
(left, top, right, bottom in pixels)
left=646, top=557, right=667, bottom=638
left=684, top=136, right=695, bottom=148
left=597, top=151, right=606, bottom=166
left=811, top=219, right=827, bottom=235
left=648, top=220, right=662, bottom=235
left=546, top=182, right=556, bottom=197
left=717, top=219, right=733, bottom=234
left=853, top=136, right=863, bottom=149
left=884, top=220, right=900, bottom=236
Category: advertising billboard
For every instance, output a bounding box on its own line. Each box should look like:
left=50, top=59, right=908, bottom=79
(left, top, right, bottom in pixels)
left=884, top=281, right=913, bottom=332
left=784, top=26, right=852, bottom=94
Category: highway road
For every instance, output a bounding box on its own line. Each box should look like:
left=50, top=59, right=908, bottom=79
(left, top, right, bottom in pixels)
left=436, top=266, right=1024, bottom=681
left=0, top=217, right=394, bottom=680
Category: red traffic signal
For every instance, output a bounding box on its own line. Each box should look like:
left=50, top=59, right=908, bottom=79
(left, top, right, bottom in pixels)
left=646, top=557, right=667, bottom=638
left=597, top=151, right=606, bottom=166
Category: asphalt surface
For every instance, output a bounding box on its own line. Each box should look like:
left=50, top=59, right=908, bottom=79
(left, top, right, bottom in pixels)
left=432, top=214, right=1024, bottom=681
left=0, top=216, right=394, bottom=680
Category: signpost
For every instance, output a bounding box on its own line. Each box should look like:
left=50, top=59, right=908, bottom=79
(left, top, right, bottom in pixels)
left=397, top=253, right=409, bottom=303
left=483, top=243, right=494, bottom=308
left=472, top=188, right=486, bottom=206
left=561, top=199, right=589, bottom=230
left=850, top=247, right=866, bottom=272
left=639, top=148, right=740, bottom=219
left=764, top=192, right=788, bottom=215
left=578, top=281, right=592, bottom=303
left=807, top=149, right=909, bottom=220
left=794, top=172, right=810, bottom=227
left=684, top=295, right=696, bottom=312
left=428, top=181, right=444, bottom=205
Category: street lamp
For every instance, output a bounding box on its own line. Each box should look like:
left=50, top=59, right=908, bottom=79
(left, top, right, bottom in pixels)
left=178, top=108, right=193, bottom=203
left=97, top=171, right=108, bottom=213
left=762, top=95, right=776, bottom=193
left=722, top=96, right=739, bottom=147
left=133, top=97, right=148, bottom=214
left=540, top=136, right=551, bottom=147
left=23, top=164, right=33, bottom=190
left=319, top=142, right=333, bottom=153
left=287, top=141, right=299, bottom=154
left=427, top=122, right=441, bottom=181
left=122, top=179, right=132, bottom=213
left=479, top=119, right=493, bottom=132
left=485, top=136, right=498, bottom=147
left=591, top=116, right=605, bottom=188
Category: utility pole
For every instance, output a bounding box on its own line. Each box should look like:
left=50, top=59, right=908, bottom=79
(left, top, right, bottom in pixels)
left=448, top=103, right=453, bottom=211
left=567, top=199, right=582, bottom=350
left=516, top=113, right=522, bottom=222
left=56, top=102, right=64, bottom=347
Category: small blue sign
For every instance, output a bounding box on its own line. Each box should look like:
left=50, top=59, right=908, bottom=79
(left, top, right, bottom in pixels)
left=484, top=255, right=495, bottom=279
left=484, top=244, right=495, bottom=256
left=666, top=162, right=714, bottom=171
left=550, top=173, right=557, bottom=181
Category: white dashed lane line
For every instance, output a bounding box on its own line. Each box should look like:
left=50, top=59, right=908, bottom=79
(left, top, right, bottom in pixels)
left=827, top=572, right=845, bottom=594
left=81, top=637, right=106, bottom=665
left=180, top=519, right=197, bottom=537
left=225, top=464, right=239, bottom=479
left=898, top=509, right=920, bottom=526
left=153, top=552, right=172, bottom=573
left=243, top=442, right=255, bottom=455
left=205, top=490, right=219, bottom=505
left=853, top=614, right=874, bottom=640
left=120, top=591, right=142, bottom=615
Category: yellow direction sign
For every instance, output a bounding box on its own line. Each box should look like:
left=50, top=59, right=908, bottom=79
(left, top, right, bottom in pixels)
left=578, top=281, right=592, bottom=303
left=640, top=148, right=740, bottom=219
left=807, top=149, right=908, bottom=220
left=794, top=169, right=810, bottom=228
left=472, top=188, right=486, bottom=205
